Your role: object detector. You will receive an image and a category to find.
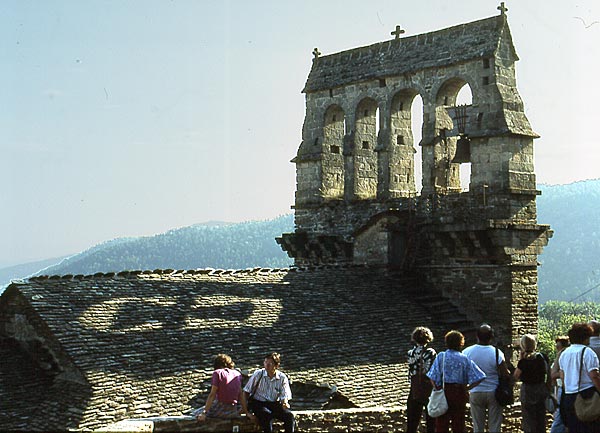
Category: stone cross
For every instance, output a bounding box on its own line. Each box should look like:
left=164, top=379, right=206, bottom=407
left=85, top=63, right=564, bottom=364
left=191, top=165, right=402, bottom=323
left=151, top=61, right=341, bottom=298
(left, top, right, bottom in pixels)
left=497, top=2, right=508, bottom=15
left=391, top=25, right=405, bottom=40
left=312, top=48, right=321, bottom=59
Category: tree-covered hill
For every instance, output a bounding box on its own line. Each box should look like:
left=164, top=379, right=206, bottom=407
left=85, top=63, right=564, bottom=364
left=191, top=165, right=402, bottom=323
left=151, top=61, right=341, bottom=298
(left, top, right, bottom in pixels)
left=36, top=215, right=294, bottom=276
left=537, top=179, right=600, bottom=303
left=3, top=180, right=599, bottom=303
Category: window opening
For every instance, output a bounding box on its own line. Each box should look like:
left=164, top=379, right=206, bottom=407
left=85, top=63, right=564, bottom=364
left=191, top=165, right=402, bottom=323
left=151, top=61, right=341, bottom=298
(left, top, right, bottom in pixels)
left=460, top=163, right=471, bottom=192
left=411, top=95, right=424, bottom=193
left=456, top=85, right=473, bottom=105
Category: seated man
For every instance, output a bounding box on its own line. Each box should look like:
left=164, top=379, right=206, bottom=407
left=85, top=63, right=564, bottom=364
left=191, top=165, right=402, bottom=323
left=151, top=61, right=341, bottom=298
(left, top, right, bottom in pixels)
left=244, top=352, right=295, bottom=433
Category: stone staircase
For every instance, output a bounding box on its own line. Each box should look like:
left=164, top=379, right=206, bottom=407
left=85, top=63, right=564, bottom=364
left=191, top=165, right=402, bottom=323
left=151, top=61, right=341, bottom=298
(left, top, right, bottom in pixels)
left=391, top=272, right=478, bottom=344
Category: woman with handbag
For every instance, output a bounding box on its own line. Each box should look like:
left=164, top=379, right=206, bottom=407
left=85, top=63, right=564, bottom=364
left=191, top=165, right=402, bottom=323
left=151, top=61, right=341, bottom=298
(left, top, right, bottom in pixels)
left=558, top=323, right=600, bottom=433
left=427, top=330, right=485, bottom=433
left=407, top=326, right=437, bottom=433
left=513, top=334, right=552, bottom=432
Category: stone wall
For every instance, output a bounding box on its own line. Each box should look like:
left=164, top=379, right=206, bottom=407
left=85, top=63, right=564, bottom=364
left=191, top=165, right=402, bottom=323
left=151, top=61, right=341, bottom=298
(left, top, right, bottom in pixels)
left=102, top=404, right=552, bottom=433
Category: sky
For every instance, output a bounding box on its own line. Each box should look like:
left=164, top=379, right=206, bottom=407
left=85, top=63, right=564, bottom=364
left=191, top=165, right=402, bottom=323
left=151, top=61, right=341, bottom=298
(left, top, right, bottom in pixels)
left=1, top=0, right=599, bottom=267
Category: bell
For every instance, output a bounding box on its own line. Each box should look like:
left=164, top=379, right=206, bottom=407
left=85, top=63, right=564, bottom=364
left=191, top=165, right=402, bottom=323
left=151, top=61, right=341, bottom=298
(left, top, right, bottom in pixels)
left=452, top=135, right=471, bottom=163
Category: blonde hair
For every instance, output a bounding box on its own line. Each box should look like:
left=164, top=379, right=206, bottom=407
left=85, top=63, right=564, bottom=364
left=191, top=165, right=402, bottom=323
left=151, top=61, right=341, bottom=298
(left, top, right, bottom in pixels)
left=520, top=334, right=537, bottom=359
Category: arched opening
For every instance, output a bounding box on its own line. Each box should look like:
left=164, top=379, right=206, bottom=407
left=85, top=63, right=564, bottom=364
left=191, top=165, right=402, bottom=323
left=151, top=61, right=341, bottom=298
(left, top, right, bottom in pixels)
left=352, top=98, right=379, bottom=199
left=411, top=95, right=424, bottom=194
left=388, top=89, right=422, bottom=197
left=435, top=78, right=474, bottom=193
left=456, top=84, right=473, bottom=191
left=322, top=105, right=345, bottom=198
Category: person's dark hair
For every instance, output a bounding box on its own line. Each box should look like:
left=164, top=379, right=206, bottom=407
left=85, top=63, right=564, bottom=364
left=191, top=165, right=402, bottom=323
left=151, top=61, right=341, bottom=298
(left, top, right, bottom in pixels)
left=445, top=330, right=465, bottom=351
left=589, top=320, right=600, bottom=337
left=555, top=336, right=570, bottom=349
left=214, top=353, right=235, bottom=369
left=265, top=352, right=281, bottom=368
left=568, top=323, right=593, bottom=345
left=411, top=326, right=434, bottom=345
left=477, top=324, right=494, bottom=344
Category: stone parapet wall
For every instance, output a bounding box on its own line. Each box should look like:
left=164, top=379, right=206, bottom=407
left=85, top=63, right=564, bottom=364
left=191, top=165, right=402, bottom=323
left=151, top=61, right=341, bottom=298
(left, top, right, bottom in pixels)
left=101, top=404, right=551, bottom=433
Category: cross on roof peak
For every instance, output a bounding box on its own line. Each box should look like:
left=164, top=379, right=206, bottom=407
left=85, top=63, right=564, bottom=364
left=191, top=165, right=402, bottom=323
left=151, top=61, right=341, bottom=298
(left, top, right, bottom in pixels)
left=391, top=25, right=405, bottom=40
left=312, top=48, right=321, bottom=59
left=497, top=2, right=508, bottom=16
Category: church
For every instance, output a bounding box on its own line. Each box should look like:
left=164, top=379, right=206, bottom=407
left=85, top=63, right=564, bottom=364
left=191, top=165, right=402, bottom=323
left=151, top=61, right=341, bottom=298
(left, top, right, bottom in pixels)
left=0, top=6, right=551, bottom=432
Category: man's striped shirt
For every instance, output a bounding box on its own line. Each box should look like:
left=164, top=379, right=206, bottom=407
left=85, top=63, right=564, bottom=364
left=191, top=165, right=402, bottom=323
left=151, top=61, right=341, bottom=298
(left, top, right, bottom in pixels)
left=244, top=368, right=292, bottom=402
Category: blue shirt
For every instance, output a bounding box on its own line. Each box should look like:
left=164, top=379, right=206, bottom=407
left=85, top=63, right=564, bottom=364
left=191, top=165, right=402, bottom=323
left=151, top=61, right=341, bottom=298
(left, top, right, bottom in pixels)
left=427, top=349, right=486, bottom=387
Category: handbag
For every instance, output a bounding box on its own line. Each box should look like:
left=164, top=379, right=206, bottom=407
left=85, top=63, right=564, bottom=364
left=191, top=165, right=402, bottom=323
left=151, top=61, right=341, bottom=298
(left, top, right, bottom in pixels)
left=574, top=348, right=600, bottom=422
left=427, top=352, right=448, bottom=417
left=494, top=347, right=514, bottom=406
left=545, top=394, right=558, bottom=413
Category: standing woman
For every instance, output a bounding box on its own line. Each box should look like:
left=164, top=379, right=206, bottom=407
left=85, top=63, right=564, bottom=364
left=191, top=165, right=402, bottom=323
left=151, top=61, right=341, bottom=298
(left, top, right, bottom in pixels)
left=407, top=326, right=437, bottom=433
left=427, top=330, right=485, bottom=433
left=513, top=334, right=550, bottom=433
left=558, top=323, right=600, bottom=433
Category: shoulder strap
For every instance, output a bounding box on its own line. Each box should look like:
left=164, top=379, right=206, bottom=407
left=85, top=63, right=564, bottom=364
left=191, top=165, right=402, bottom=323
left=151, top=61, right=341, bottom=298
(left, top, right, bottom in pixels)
left=250, top=369, right=264, bottom=398
left=441, top=352, right=446, bottom=389
left=495, top=346, right=499, bottom=368
left=578, top=347, right=586, bottom=392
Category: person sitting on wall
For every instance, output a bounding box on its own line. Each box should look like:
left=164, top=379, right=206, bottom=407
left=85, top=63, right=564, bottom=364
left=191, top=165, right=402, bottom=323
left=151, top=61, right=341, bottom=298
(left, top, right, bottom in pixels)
left=244, top=352, right=295, bottom=433
left=196, top=353, right=254, bottom=422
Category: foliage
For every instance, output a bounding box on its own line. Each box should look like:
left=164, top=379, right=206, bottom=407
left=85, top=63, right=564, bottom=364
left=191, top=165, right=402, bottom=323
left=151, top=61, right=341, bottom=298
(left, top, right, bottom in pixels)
left=537, top=179, right=600, bottom=303
left=538, top=300, right=600, bottom=361
left=11, top=179, right=600, bottom=304
left=39, top=214, right=295, bottom=276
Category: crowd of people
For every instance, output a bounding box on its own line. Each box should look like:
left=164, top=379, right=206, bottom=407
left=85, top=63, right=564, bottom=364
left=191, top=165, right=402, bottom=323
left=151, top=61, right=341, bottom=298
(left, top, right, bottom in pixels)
left=408, top=322, right=600, bottom=433
left=193, top=321, right=600, bottom=433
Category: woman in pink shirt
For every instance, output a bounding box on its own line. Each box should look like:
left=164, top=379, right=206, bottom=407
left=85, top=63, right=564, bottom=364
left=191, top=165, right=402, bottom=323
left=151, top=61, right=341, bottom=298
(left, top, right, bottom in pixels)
left=197, top=354, right=254, bottom=421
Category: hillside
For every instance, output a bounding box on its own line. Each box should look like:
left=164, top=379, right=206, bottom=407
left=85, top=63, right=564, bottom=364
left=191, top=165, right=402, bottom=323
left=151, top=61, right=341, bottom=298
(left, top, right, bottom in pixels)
left=32, top=215, right=294, bottom=278
left=3, top=180, right=599, bottom=302
left=537, top=179, right=600, bottom=302
left=0, top=256, right=67, bottom=286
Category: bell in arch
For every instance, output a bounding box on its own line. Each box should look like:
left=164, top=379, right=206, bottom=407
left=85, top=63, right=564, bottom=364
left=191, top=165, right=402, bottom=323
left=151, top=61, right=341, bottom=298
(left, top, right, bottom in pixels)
left=452, top=135, right=471, bottom=163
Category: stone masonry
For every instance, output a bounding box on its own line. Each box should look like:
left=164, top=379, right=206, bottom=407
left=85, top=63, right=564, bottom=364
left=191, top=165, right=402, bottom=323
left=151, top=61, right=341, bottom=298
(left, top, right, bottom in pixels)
left=278, top=13, right=552, bottom=351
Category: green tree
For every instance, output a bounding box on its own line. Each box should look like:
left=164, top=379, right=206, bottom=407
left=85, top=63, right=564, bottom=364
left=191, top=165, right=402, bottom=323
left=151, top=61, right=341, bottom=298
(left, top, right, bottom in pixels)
left=538, top=301, right=600, bottom=361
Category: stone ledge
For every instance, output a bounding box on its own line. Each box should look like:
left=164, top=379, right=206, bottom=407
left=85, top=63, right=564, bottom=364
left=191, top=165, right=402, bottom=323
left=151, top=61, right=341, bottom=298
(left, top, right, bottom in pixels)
left=98, top=407, right=408, bottom=433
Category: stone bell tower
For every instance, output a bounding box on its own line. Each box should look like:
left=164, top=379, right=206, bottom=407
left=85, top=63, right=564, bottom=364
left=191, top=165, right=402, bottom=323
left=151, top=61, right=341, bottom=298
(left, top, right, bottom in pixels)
left=277, top=7, right=552, bottom=346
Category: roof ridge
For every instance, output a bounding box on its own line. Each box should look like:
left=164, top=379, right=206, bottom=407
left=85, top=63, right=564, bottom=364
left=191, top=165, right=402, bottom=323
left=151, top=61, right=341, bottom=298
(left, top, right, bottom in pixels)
left=26, top=263, right=372, bottom=281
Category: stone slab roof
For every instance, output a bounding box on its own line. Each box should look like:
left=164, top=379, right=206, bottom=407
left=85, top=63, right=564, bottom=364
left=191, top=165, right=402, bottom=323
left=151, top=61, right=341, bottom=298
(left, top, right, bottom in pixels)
left=303, top=15, right=515, bottom=93
left=0, top=266, right=455, bottom=430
